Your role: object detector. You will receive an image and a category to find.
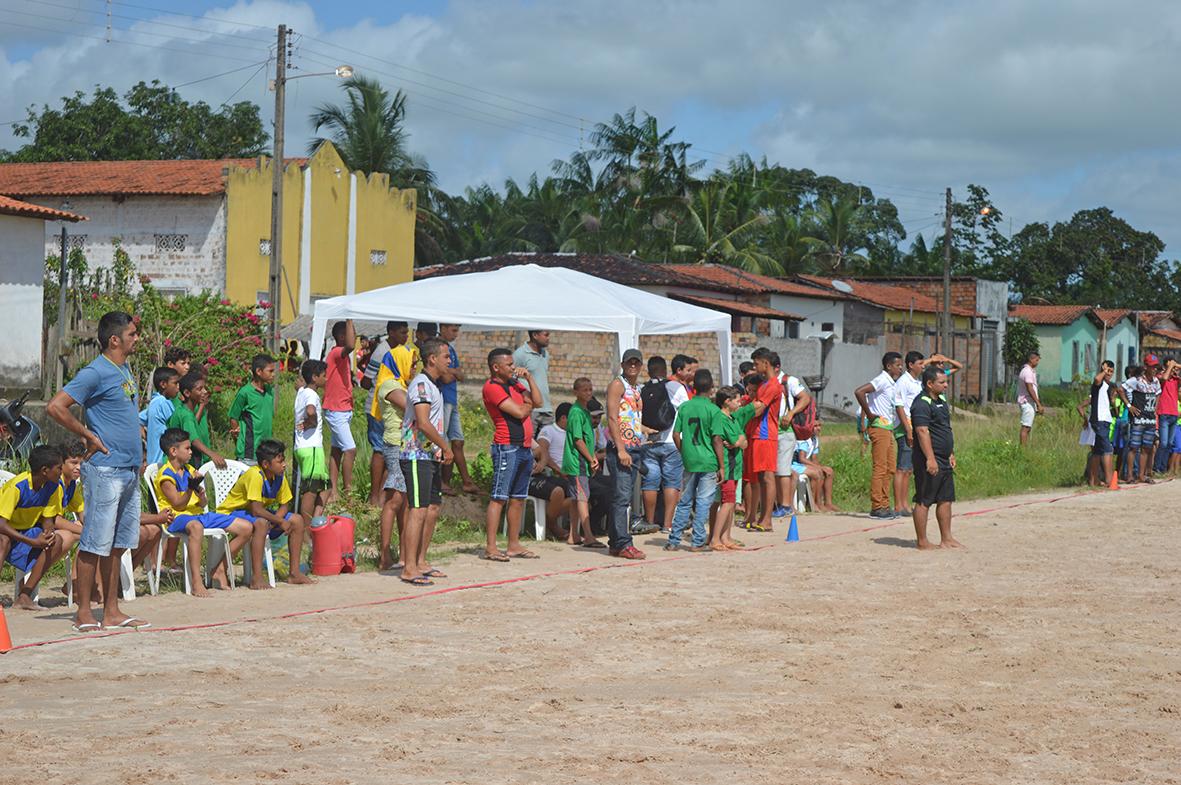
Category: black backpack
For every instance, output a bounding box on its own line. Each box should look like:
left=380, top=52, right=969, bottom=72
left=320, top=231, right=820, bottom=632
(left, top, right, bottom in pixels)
left=640, top=380, right=677, bottom=431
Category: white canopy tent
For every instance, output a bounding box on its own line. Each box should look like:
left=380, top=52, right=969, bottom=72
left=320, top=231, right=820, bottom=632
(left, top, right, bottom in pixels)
left=309, top=264, right=733, bottom=382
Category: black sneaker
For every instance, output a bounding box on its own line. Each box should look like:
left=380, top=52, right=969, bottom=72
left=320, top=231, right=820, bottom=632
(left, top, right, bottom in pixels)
left=869, top=508, right=893, bottom=519
left=630, top=519, right=660, bottom=535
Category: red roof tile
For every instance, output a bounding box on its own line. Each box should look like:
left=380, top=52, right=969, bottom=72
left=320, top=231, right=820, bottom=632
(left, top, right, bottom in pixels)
left=416, top=252, right=707, bottom=287
left=0, top=157, right=307, bottom=197
left=669, top=293, right=803, bottom=320
left=1008, top=304, right=1096, bottom=326
left=0, top=194, right=85, bottom=222
left=797, top=274, right=978, bottom=317
left=1148, top=327, right=1181, bottom=344
left=661, top=263, right=850, bottom=299
left=1093, top=308, right=1133, bottom=328
left=1136, top=310, right=1174, bottom=328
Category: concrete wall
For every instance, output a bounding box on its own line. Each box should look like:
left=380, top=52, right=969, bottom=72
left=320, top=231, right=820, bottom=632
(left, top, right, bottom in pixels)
left=824, top=340, right=888, bottom=416
left=38, top=194, right=226, bottom=294
left=0, top=213, right=46, bottom=388
left=1102, top=319, right=1138, bottom=376
left=842, top=300, right=885, bottom=345
left=225, top=155, right=304, bottom=309
left=768, top=293, right=845, bottom=340
left=1058, top=318, right=1101, bottom=384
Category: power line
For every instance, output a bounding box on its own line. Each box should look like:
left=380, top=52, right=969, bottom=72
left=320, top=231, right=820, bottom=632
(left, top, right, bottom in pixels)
left=0, top=16, right=266, bottom=64
left=26, top=0, right=273, bottom=43
left=110, top=0, right=273, bottom=31
left=218, top=61, right=269, bottom=108
left=174, top=60, right=269, bottom=89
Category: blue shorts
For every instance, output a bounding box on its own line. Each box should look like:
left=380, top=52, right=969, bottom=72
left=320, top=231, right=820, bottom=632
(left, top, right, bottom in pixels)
left=5, top=526, right=44, bottom=572
left=895, top=432, right=914, bottom=472
left=1173, top=422, right=1181, bottom=452
left=1130, top=423, right=1157, bottom=449
left=443, top=402, right=464, bottom=442
left=168, top=512, right=242, bottom=536
left=232, top=510, right=293, bottom=539
left=1090, top=419, right=1113, bottom=456
left=79, top=463, right=142, bottom=556
left=641, top=441, right=684, bottom=492
left=366, top=414, right=384, bottom=451
left=490, top=443, right=533, bottom=501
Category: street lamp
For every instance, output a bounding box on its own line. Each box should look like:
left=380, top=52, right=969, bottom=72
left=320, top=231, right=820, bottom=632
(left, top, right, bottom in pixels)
left=265, top=21, right=352, bottom=354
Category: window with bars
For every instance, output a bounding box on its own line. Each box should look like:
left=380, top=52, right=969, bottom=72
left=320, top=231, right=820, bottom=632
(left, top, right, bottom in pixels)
left=66, top=235, right=87, bottom=251
left=259, top=238, right=271, bottom=256
left=370, top=249, right=388, bottom=266
left=154, top=233, right=187, bottom=253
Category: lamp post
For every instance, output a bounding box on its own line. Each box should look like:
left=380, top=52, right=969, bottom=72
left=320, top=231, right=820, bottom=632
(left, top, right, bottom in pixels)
left=266, top=22, right=352, bottom=352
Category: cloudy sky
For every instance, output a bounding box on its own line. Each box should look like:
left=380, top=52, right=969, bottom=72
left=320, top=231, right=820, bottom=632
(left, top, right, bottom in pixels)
left=1, top=0, right=1179, bottom=254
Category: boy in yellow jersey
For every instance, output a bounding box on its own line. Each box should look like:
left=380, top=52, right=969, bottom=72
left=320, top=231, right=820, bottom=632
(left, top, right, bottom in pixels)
left=0, top=445, right=68, bottom=611
left=217, top=438, right=313, bottom=589
left=155, top=428, right=252, bottom=596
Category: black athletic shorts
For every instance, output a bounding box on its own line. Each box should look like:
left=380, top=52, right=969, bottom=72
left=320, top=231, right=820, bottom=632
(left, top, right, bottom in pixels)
left=528, top=474, right=568, bottom=501
left=913, top=466, right=955, bottom=507
left=400, top=458, right=442, bottom=509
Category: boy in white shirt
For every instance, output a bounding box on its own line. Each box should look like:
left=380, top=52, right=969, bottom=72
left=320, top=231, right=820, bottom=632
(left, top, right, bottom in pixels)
left=294, top=360, right=329, bottom=522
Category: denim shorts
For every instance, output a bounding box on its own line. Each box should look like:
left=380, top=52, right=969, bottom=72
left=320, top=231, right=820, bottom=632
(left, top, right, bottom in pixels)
left=382, top=444, right=407, bottom=492
left=324, top=409, right=356, bottom=451
left=1129, top=423, right=1157, bottom=448
left=895, top=433, right=914, bottom=471
left=443, top=402, right=464, bottom=442
left=1090, top=419, right=1113, bottom=456
left=490, top=443, right=534, bottom=500
left=641, top=441, right=683, bottom=491
left=79, top=463, right=142, bottom=556
left=366, top=414, right=384, bottom=451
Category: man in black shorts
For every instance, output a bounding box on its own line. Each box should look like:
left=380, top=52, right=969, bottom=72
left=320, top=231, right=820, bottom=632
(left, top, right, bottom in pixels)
left=910, top=366, right=962, bottom=550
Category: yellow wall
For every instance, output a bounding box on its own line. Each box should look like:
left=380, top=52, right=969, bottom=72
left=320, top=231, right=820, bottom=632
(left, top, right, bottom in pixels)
left=223, top=142, right=416, bottom=319
left=354, top=170, right=416, bottom=294
left=885, top=310, right=971, bottom=329
left=224, top=156, right=304, bottom=311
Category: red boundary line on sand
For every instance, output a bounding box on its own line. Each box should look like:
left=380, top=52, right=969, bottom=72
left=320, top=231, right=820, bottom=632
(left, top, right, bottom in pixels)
left=1, top=486, right=1133, bottom=654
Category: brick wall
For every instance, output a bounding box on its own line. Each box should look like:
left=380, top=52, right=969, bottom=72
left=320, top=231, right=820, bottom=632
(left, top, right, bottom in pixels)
left=36, top=194, right=227, bottom=294
left=450, top=328, right=722, bottom=403
left=878, top=279, right=979, bottom=314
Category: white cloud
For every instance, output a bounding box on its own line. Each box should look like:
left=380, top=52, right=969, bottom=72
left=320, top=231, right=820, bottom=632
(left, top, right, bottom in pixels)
left=2, top=0, right=1181, bottom=254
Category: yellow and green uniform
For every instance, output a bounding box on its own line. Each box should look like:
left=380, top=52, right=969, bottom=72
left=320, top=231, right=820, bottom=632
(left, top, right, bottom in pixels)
left=153, top=462, right=206, bottom=516
left=217, top=466, right=292, bottom=517
left=0, top=471, right=63, bottom=531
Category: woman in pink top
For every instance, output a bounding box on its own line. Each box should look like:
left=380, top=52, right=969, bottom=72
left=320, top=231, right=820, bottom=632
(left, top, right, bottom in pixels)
left=1154, top=359, right=1179, bottom=474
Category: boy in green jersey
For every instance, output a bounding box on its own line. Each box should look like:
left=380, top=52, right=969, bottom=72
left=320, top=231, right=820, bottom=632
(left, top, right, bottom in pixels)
left=711, top=385, right=764, bottom=550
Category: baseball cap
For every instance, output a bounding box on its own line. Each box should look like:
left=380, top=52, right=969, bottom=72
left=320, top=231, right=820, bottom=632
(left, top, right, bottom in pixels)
left=587, top=397, right=604, bottom=417
left=621, top=349, right=642, bottom=364
left=1144, top=353, right=1161, bottom=367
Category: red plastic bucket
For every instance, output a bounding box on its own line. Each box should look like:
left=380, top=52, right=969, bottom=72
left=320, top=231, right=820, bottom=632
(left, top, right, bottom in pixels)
left=333, top=515, right=356, bottom=573
left=310, top=518, right=342, bottom=576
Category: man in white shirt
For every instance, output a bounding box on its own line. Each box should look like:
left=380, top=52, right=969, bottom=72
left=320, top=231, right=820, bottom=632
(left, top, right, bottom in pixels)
left=854, top=352, right=904, bottom=518
left=1016, top=351, right=1044, bottom=447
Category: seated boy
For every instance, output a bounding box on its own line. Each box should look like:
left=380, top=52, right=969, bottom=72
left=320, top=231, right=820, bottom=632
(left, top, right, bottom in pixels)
left=796, top=423, right=838, bottom=512
left=217, top=438, right=313, bottom=589
left=0, top=445, right=69, bottom=610
left=155, top=428, right=252, bottom=596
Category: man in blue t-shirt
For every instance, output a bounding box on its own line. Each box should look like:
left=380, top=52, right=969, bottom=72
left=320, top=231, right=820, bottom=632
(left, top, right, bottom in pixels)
left=48, top=311, right=151, bottom=632
left=438, top=323, right=479, bottom=494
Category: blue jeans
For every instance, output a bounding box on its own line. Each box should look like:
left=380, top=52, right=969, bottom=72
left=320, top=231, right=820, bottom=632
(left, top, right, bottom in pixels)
left=606, top=446, right=641, bottom=551
left=641, top=442, right=684, bottom=491
left=489, top=443, right=534, bottom=500
left=79, top=463, right=141, bottom=556
left=668, top=471, right=718, bottom=548
left=1155, top=414, right=1177, bottom=472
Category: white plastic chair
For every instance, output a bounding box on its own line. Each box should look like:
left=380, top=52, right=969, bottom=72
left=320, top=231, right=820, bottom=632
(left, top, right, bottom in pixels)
left=794, top=474, right=813, bottom=513
left=202, top=460, right=275, bottom=588
left=499, top=496, right=549, bottom=542
left=143, top=464, right=234, bottom=595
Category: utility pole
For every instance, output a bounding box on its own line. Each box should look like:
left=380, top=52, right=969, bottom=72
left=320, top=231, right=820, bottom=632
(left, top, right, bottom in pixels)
left=267, top=23, right=288, bottom=354
left=53, top=227, right=68, bottom=395
left=942, top=187, right=953, bottom=356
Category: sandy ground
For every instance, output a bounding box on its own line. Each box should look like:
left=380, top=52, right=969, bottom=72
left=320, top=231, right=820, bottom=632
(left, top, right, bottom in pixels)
left=1, top=483, right=1179, bottom=784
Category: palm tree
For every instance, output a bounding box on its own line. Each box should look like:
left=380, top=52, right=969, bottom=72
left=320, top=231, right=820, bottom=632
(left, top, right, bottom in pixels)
left=309, top=74, right=443, bottom=265
left=805, top=195, right=869, bottom=273
left=646, top=181, right=778, bottom=273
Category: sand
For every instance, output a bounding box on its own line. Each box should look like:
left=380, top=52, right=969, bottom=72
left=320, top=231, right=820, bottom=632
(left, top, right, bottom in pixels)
left=1, top=483, right=1178, bottom=784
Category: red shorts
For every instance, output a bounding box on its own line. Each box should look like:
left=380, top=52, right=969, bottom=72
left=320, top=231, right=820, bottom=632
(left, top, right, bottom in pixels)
left=749, top=438, right=778, bottom=474
left=742, top=445, right=756, bottom=483
left=719, top=480, right=737, bottom=504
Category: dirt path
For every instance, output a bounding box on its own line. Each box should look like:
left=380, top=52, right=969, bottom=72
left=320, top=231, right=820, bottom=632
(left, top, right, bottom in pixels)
left=2, top=483, right=1178, bottom=784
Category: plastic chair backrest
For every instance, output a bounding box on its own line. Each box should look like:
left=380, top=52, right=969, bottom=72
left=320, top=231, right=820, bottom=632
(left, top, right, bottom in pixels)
left=142, top=463, right=161, bottom=514
left=203, top=460, right=249, bottom=512
left=0, top=469, right=14, bottom=486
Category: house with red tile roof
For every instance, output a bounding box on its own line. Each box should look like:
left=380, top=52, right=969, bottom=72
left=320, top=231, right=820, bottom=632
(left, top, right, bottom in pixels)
left=0, top=142, right=415, bottom=318
left=0, top=195, right=86, bottom=389
left=1007, top=304, right=1110, bottom=385
left=1135, top=310, right=1181, bottom=361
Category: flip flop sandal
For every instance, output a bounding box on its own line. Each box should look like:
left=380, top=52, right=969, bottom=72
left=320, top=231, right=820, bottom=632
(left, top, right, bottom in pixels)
left=421, top=568, right=447, bottom=578
left=399, top=575, right=434, bottom=586
left=71, top=622, right=103, bottom=633
left=725, top=542, right=745, bottom=550
left=710, top=543, right=729, bottom=551
left=479, top=552, right=511, bottom=562
left=747, top=523, right=774, bottom=533
left=509, top=551, right=540, bottom=559
left=579, top=541, right=607, bottom=549
left=115, top=617, right=151, bottom=629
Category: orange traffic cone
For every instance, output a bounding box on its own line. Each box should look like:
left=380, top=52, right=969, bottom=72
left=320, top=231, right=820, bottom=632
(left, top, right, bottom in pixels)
left=1108, top=467, right=1120, bottom=491
left=0, top=606, right=12, bottom=653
